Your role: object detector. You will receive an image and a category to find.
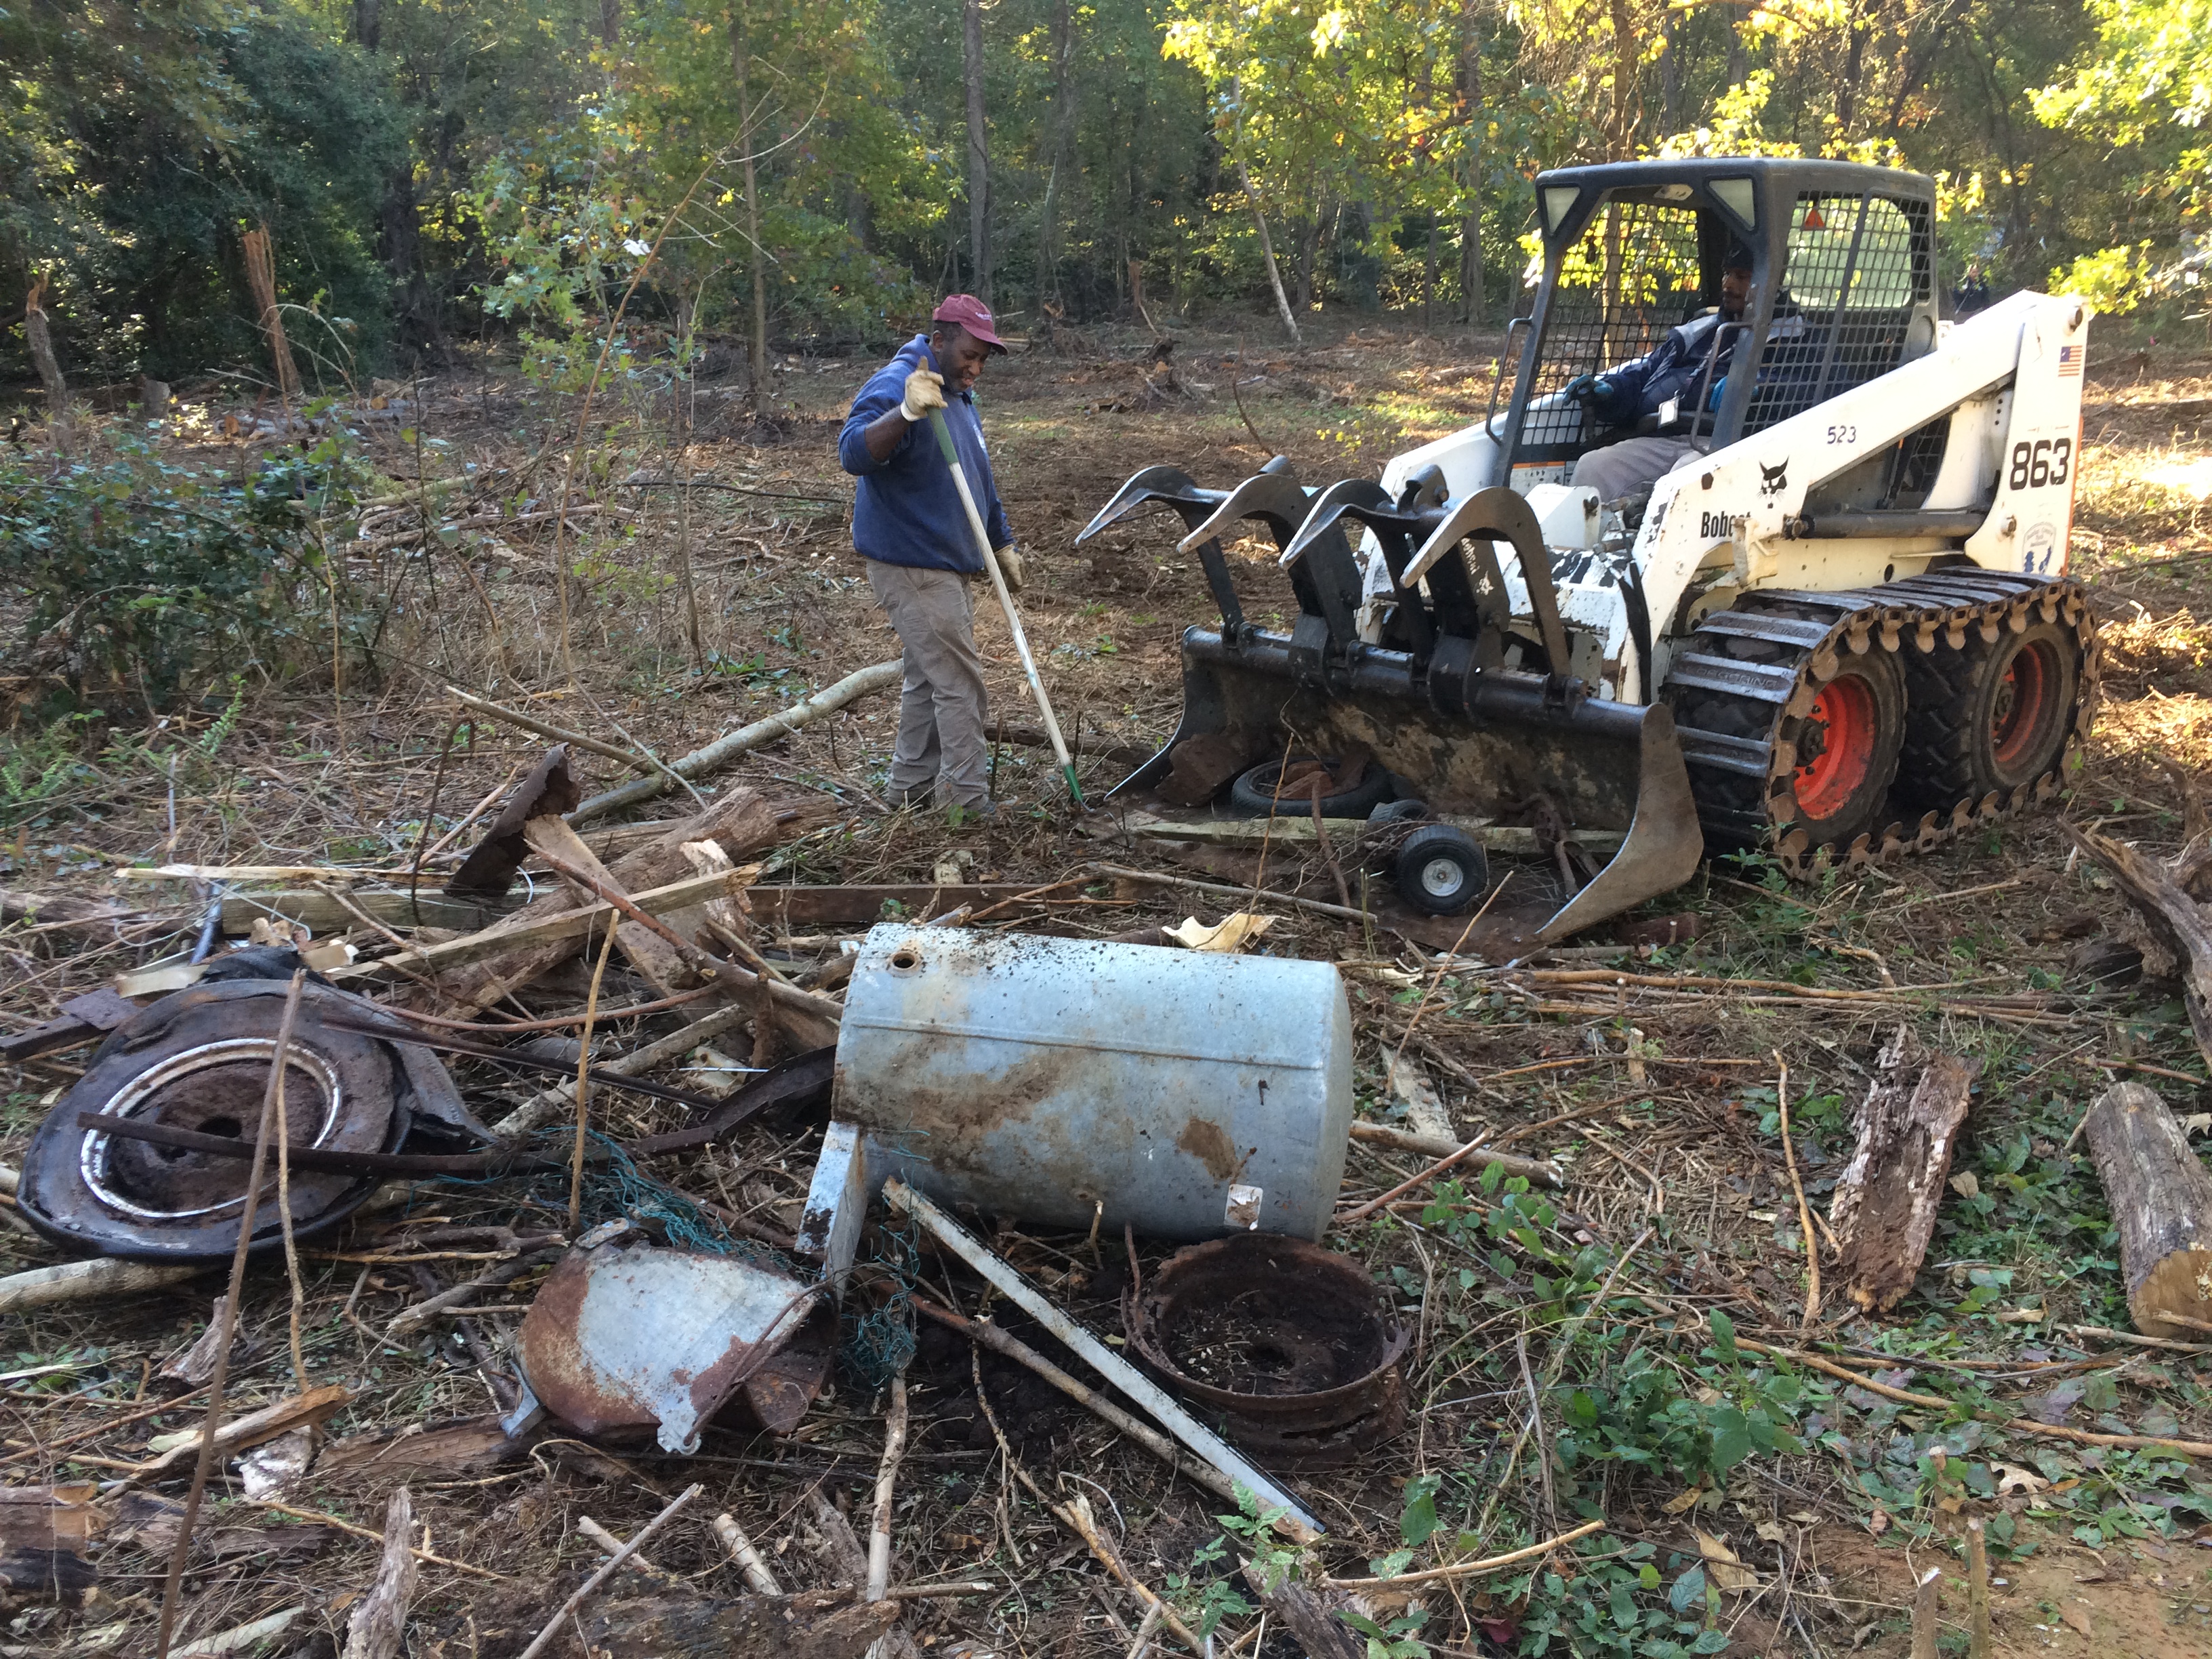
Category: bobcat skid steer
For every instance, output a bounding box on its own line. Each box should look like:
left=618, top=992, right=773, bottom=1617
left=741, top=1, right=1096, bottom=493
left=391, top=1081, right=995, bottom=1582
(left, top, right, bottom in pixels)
left=1078, top=157, right=2097, bottom=941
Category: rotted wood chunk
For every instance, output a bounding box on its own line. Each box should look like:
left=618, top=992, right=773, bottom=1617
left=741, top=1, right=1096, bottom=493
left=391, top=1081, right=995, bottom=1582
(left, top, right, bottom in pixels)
left=1828, top=1027, right=1978, bottom=1313
left=2081, top=1081, right=2212, bottom=1339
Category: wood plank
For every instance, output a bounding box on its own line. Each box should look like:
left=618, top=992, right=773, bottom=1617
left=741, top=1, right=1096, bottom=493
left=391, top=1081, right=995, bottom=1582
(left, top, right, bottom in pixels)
left=748, top=885, right=1076, bottom=932
left=220, top=889, right=525, bottom=937
left=523, top=818, right=691, bottom=997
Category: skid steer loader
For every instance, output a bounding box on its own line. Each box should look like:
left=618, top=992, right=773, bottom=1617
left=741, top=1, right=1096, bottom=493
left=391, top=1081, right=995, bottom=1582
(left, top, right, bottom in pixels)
left=1078, top=157, right=2097, bottom=941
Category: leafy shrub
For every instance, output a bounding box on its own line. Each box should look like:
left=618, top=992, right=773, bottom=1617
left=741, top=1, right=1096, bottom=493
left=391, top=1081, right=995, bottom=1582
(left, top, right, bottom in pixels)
left=0, top=424, right=368, bottom=714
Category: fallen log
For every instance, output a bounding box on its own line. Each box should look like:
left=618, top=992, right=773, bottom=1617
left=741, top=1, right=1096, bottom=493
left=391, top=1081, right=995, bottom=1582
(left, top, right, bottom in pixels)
left=2080, top=1081, right=2212, bottom=1339
left=1828, top=1027, right=1978, bottom=1313
left=0, top=1258, right=204, bottom=1316
left=571, top=660, right=902, bottom=823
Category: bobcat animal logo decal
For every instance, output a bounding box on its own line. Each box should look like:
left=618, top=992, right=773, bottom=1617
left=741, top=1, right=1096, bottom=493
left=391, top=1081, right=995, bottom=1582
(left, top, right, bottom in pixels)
left=1759, top=459, right=1789, bottom=497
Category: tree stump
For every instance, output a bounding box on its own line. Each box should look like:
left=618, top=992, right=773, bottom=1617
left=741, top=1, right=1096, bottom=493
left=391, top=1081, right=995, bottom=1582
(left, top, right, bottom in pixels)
left=1828, top=1028, right=1978, bottom=1313
left=2080, top=1082, right=2212, bottom=1338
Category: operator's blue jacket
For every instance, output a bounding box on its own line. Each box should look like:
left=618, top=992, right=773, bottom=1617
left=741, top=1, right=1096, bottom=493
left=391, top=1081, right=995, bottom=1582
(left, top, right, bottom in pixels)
left=838, top=335, right=1011, bottom=573
left=1589, top=308, right=1742, bottom=428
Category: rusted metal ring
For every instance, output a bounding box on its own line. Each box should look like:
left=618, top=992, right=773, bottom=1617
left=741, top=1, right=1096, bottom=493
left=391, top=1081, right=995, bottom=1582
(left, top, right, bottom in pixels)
left=80, top=1039, right=344, bottom=1222
left=1122, top=1233, right=1408, bottom=1467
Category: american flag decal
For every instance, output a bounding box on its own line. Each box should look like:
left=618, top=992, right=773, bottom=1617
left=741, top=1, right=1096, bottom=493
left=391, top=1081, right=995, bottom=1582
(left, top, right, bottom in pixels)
left=2057, top=344, right=2082, bottom=377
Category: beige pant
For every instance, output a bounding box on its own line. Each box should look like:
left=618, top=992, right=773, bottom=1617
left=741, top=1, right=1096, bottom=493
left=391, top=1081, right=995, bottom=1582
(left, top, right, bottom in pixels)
left=866, top=559, right=991, bottom=805
left=1570, top=434, right=1702, bottom=504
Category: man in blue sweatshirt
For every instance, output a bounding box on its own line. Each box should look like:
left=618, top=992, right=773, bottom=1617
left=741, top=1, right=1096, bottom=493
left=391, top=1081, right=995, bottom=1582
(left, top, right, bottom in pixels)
left=838, top=295, right=1023, bottom=813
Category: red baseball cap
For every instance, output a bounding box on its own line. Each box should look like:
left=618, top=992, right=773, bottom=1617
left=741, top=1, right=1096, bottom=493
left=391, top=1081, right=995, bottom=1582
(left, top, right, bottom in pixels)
left=931, top=294, right=1007, bottom=354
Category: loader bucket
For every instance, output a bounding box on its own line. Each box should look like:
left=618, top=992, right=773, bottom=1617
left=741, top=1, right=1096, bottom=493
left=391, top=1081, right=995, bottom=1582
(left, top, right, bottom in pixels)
left=1100, top=463, right=1704, bottom=940
left=1130, top=630, right=1700, bottom=941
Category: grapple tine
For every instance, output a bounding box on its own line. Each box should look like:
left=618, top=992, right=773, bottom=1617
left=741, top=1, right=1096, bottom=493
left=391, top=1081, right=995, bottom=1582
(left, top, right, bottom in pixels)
left=1171, top=468, right=1314, bottom=553
left=1404, top=486, right=1572, bottom=674
left=1276, top=478, right=1391, bottom=567
left=1534, top=705, right=1704, bottom=943
left=1076, top=466, right=1223, bottom=544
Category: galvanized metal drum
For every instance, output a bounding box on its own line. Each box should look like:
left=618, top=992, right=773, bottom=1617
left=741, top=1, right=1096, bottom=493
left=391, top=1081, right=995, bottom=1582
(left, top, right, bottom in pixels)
left=833, top=924, right=1353, bottom=1241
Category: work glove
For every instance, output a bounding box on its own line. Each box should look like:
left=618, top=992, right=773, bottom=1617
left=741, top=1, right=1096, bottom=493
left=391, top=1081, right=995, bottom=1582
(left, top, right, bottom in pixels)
left=899, top=366, right=947, bottom=424
left=994, top=545, right=1025, bottom=593
left=1563, top=373, right=1610, bottom=404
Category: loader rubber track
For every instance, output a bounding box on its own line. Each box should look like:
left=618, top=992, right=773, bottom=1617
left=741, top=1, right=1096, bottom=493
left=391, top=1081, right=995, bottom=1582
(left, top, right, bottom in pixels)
left=1661, top=571, right=2100, bottom=878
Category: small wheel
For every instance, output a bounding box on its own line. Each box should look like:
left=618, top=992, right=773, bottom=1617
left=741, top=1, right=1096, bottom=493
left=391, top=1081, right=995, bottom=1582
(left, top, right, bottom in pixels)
left=1368, top=798, right=1431, bottom=824
left=1229, top=756, right=1393, bottom=819
left=1393, top=825, right=1490, bottom=916
left=1899, top=619, right=2083, bottom=808
left=1776, top=649, right=1907, bottom=847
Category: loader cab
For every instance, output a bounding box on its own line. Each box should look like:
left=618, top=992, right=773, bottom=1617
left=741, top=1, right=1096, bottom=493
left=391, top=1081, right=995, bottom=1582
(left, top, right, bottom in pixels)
left=1496, top=159, right=1942, bottom=495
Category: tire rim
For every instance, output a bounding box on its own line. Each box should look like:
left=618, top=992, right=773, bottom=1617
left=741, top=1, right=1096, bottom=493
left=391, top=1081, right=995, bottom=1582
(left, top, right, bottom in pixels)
left=1793, top=674, right=1877, bottom=821
left=1991, top=638, right=2061, bottom=775
left=1418, top=857, right=1465, bottom=899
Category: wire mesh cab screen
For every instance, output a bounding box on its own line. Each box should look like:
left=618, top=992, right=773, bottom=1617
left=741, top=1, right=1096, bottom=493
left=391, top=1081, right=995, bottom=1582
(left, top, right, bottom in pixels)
left=1513, top=200, right=1707, bottom=480
left=1744, top=193, right=1931, bottom=434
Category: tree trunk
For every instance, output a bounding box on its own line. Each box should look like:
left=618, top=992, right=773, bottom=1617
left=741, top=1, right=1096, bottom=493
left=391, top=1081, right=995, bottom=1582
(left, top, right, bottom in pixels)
left=353, top=0, right=382, bottom=50
left=1458, top=1, right=1487, bottom=325
left=22, top=279, right=68, bottom=434
left=1236, top=160, right=1299, bottom=344
left=2082, top=1082, right=2212, bottom=1339
left=1425, top=209, right=1437, bottom=332
left=1727, top=12, right=1750, bottom=87
left=1041, top=0, right=1076, bottom=312
left=1828, top=1029, right=1977, bottom=1313
left=599, top=0, right=620, bottom=49
left=731, top=8, right=769, bottom=405
left=963, top=0, right=989, bottom=301
left=1660, top=7, right=1683, bottom=131
left=1607, top=0, right=1641, bottom=159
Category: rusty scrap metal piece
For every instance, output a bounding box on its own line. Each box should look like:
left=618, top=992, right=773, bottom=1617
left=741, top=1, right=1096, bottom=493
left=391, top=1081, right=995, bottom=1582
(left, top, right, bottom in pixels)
left=517, top=1240, right=834, bottom=1453
left=445, top=744, right=582, bottom=897
left=1124, top=1233, right=1408, bottom=1467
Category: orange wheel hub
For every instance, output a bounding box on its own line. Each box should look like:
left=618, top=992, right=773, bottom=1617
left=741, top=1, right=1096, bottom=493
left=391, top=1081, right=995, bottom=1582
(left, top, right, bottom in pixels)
left=1794, top=674, right=1877, bottom=821
left=1992, top=639, right=2059, bottom=771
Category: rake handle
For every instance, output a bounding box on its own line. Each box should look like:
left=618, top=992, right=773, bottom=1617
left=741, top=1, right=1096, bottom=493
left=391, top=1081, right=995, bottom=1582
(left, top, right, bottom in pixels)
left=925, top=408, right=1086, bottom=807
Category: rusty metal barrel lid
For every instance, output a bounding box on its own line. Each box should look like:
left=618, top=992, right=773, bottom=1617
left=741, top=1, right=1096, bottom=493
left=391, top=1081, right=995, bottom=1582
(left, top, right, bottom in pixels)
left=1123, top=1233, right=1409, bottom=1465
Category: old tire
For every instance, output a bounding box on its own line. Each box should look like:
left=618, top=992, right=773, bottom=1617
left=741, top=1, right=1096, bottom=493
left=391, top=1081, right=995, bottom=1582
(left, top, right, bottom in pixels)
left=1898, top=619, right=2082, bottom=809
left=1229, top=757, right=1392, bottom=819
left=1394, top=825, right=1489, bottom=916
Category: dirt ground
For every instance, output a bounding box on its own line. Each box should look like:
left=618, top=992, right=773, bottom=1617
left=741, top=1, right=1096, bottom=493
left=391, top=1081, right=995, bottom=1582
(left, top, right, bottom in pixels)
left=3, top=313, right=2212, bottom=1658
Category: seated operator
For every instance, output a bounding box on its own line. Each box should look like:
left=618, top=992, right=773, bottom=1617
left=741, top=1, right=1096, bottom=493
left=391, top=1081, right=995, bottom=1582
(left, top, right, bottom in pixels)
left=1563, top=242, right=1758, bottom=505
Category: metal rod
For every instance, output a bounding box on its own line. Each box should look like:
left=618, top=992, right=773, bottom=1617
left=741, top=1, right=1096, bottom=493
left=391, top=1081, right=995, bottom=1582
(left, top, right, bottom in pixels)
left=882, top=1178, right=1320, bottom=1537
left=924, top=409, right=1086, bottom=808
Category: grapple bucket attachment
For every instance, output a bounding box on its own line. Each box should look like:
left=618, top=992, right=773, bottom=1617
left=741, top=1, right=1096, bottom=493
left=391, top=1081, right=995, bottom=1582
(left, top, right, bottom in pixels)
left=1101, top=470, right=1703, bottom=941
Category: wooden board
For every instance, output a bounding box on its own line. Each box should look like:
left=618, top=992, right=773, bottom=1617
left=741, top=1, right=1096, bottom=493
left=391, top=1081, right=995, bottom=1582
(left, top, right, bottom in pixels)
left=221, top=888, right=526, bottom=937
